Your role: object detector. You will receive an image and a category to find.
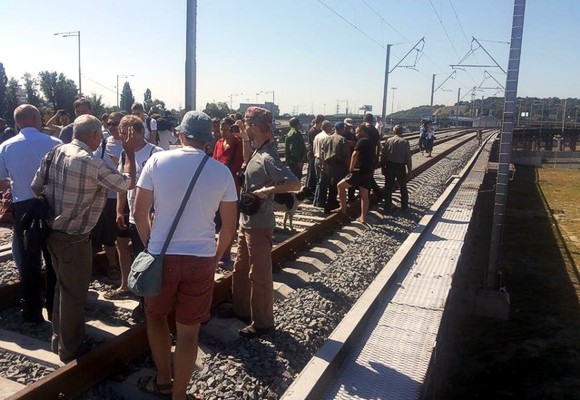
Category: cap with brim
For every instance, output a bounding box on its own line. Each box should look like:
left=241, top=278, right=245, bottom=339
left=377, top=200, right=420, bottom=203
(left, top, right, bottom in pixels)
left=176, top=111, right=213, bottom=142
left=334, top=121, right=345, bottom=130
left=343, top=118, right=353, bottom=127
left=245, top=107, right=272, bottom=124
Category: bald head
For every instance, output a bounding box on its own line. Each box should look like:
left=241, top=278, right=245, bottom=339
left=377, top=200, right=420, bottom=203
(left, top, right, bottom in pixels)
left=14, top=104, right=42, bottom=131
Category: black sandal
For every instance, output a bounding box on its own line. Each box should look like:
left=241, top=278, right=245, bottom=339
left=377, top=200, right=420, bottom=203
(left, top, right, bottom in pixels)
left=137, top=374, right=172, bottom=397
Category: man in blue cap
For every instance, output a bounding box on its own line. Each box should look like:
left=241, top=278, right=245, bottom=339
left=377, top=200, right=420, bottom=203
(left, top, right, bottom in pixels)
left=133, top=110, right=238, bottom=399
left=321, top=121, right=351, bottom=213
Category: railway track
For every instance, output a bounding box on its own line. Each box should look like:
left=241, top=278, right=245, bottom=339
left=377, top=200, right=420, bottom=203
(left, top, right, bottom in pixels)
left=0, top=129, right=489, bottom=399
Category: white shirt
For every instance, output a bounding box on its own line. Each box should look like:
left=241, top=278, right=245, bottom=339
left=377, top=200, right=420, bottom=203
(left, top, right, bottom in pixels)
left=0, top=128, right=62, bottom=202
left=157, top=129, right=179, bottom=151
left=118, top=142, right=163, bottom=223
left=137, top=147, right=238, bottom=257
left=313, top=131, right=330, bottom=158
left=94, top=137, right=123, bottom=199
left=144, top=118, right=157, bottom=142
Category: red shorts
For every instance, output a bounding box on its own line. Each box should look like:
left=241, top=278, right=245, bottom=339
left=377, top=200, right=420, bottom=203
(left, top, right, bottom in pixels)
left=145, top=254, right=215, bottom=325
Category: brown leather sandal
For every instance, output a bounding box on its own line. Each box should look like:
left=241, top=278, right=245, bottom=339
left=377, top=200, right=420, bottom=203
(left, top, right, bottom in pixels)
left=137, top=374, right=172, bottom=397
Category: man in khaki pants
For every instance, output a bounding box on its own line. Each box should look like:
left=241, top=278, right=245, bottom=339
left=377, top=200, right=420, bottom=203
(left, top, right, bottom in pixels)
left=231, top=107, right=300, bottom=338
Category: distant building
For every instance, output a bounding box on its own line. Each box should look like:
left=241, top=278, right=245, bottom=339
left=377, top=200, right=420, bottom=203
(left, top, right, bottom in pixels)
left=239, top=102, right=279, bottom=117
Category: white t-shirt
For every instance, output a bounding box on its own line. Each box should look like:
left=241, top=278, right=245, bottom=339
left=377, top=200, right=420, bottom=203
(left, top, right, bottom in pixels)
left=144, top=118, right=157, bottom=142
left=137, top=147, right=238, bottom=257
left=313, top=131, right=330, bottom=158
left=93, top=138, right=119, bottom=199
left=118, top=142, right=164, bottom=223
left=106, top=137, right=123, bottom=161
left=157, top=129, right=179, bottom=150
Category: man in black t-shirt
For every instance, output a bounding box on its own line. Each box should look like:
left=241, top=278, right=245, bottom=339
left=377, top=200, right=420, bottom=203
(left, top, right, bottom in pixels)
left=334, top=124, right=374, bottom=223
left=363, top=113, right=383, bottom=201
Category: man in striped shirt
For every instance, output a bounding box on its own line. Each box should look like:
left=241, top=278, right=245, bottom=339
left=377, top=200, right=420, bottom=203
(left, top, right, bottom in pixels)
left=32, top=114, right=139, bottom=363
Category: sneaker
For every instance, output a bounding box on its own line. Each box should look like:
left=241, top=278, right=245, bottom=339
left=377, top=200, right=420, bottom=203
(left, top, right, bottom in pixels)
left=239, top=324, right=274, bottom=338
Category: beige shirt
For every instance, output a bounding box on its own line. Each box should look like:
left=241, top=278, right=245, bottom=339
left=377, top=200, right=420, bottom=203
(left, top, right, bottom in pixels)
left=381, top=135, right=411, bottom=165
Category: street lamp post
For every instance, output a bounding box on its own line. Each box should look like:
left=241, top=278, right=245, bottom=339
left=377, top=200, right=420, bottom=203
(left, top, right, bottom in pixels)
left=228, top=93, right=244, bottom=110
left=257, top=90, right=275, bottom=128
left=390, top=87, right=397, bottom=126
left=117, top=74, right=134, bottom=108
left=54, top=31, right=81, bottom=95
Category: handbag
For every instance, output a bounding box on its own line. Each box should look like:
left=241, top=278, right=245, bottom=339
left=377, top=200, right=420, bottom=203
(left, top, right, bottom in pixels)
left=239, top=191, right=261, bottom=216
left=128, top=154, right=209, bottom=297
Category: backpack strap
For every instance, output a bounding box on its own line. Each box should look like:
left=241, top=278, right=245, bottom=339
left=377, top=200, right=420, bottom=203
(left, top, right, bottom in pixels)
left=100, top=138, right=107, bottom=159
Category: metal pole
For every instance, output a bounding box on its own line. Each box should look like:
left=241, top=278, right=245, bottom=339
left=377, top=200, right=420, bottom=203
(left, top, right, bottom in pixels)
left=456, top=88, right=460, bottom=126
left=430, top=74, right=435, bottom=107
left=116, top=75, right=119, bottom=108
left=561, top=98, right=567, bottom=135
left=390, top=87, right=397, bottom=126
left=381, top=44, right=391, bottom=122
left=185, top=0, right=197, bottom=110
left=487, top=0, right=526, bottom=290
left=77, top=31, right=82, bottom=96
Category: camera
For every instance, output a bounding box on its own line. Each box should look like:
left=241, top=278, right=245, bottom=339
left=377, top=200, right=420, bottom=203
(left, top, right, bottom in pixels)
left=231, top=125, right=240, bottom=133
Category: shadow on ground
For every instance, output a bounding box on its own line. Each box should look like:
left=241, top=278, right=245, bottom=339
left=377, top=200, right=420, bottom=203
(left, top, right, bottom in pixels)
left=434, top=165, right=580, bottom=400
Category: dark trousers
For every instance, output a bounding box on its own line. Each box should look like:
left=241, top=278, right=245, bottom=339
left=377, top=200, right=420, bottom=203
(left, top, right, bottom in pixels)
left=313, top=159, right=328, bottom=208
left=13, top=199, right=56, bottom=320
left=383, top=162, right=409, bottom=210
left=287, top=162, right=303, bottom=180
left=129, top=223, right=145, bottom=256
left=306, top=156, right=317, bottom=195
left=326, top=163, right=348, bottom=212
left=47, top=231, right=92, bottom=362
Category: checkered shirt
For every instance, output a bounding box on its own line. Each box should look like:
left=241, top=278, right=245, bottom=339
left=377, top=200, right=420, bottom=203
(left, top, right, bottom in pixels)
left=31, top=139, right=133, bottom=235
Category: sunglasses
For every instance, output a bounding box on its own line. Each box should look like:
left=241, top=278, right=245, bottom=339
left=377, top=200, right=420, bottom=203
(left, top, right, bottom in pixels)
left=108, top=121, right=120, bottom=127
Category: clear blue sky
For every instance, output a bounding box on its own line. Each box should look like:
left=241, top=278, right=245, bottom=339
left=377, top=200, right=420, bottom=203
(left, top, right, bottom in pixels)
left=1, top=0, right=578, bottom=116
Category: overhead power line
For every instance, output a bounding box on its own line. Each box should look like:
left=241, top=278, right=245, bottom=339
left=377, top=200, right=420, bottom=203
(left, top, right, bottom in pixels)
left=448, top=0, right=471, bottom=48
left=359, top=0, right=410, bottom=43
left=315, top=0, right=384, bottom=49
left=428, top=0, right=460, bottom=60
left=81, top=73, right=117, bottom=94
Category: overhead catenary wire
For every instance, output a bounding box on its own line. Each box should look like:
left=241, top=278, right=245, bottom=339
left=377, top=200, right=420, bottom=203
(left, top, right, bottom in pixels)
left=448, top=0, right=471, bottom=50
left=314, top=0, right=385, bottom=49
left=81, top=73, right=117, bottom=95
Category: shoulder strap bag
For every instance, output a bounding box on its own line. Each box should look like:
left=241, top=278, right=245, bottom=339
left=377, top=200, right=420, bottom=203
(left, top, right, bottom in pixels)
left=128, top=154, right=209, bottom=297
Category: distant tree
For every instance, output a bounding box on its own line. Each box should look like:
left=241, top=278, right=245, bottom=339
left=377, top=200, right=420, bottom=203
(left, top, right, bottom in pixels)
left=39, top=71, right=78, bottom=114
left=39, top=71, right=58, bottom=109
left=22, top=73, right=43, bottom=108
left=203, top=102, right=230, bottom=119
left=0, top=63, right=7, bottom=122
left=144, top=88, right=152, bottom=112
left=4, top=78, right=21, bottom=126
left=120, top=82, right=134, bottom=113
left=150, top=99, right=166, bottom=111
left=86, top=92, right=105, bottom=117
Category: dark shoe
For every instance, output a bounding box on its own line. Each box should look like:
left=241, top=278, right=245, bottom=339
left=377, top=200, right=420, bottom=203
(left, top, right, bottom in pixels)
left=137, top=374, right=172, bottom=397
left=22, top=311, right=45, bottom=324
left=239, top=324, right=274, bottom=338
left=216, top=308, right=251, bottom=325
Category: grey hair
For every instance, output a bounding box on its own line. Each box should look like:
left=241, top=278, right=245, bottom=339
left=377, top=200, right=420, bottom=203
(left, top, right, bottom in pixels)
left=73, top=115, right=101, bottom=140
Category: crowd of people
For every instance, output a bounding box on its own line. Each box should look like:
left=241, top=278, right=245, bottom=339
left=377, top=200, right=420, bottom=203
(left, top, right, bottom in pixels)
left=286, top=112, right=416, bottom=223
left=0, top=97, right=424, bottom=399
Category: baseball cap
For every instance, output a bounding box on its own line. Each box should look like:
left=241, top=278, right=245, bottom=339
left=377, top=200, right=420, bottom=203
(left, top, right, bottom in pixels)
left=343, top=118, right=353, bottom=127
left=245, top=106, right=272, bottom=124
left=334, top=121, right=345, bottom=130
left=175, top=111, right=213, bottom=142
